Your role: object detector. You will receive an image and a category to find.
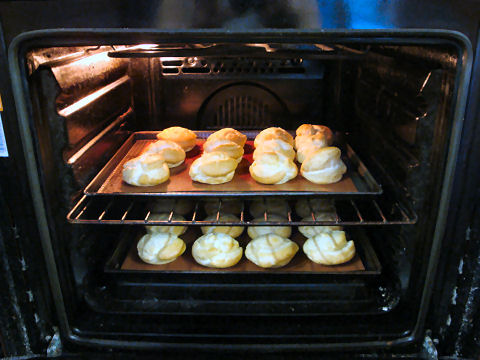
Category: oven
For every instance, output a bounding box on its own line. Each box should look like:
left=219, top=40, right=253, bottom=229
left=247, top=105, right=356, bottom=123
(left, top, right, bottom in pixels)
left=0, top=2, right=479, bottom=359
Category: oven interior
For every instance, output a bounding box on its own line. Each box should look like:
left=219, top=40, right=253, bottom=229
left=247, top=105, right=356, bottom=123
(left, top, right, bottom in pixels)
left=23, top=39, right=460, bottom=348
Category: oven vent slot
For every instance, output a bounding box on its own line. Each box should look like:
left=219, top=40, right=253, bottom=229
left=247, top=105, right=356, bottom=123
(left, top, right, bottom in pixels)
left=213, top=96, right=270, bottom=129
left=67, top=196, right=417, bottom=226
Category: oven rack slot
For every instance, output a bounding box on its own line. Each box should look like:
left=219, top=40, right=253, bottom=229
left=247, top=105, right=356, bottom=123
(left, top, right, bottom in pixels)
left=67, top=195, right=417, bottom=226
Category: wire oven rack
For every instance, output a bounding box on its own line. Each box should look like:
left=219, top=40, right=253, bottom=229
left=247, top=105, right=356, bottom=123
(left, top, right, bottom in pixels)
left=67, top=195, right=417, bottom=226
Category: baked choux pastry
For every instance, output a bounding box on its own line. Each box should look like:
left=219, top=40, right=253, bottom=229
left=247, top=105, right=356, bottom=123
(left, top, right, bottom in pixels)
left=303, top=231, right=355, bottom=265
left=298, top=211, right=342, bottom=238
left=143, top=139, right=186, bottom=168
left=254, top=127, right=294, bottom=148
left=145, top=213, right=187, bottom=236
left=295, top=198, right=335, bottom=218
left=300, top=147, right=347, bottom=184
left=122, top=153, right=170, bottom=186
left=247, top=215, right=292, bottom=239
left=249, top=152, right=298, bottom=185
left=295, top=133, right=330, bottom=163
left=192, top=233, right=243, bottom=268
left=137, top=233, right=186, bottom=265
left=203, top=139, right=244, bottom=163
left=157, top=126, right=197, bottom=152
left=189, top=152, right=238, bottom=184
left=295, top=124, right=334, bottom=145
left=249, top=198, right=291, bottom=218
left=201, top=213, right=244, bottom=238
left=245, top=234, right=299, bottom=268
left=205, top=128, right=247, bottom=147
left=149, top=199, right=193, bottom=215
left=253, top=138, right=295, bottom=161
left=203, top=199, right=243, bottom=215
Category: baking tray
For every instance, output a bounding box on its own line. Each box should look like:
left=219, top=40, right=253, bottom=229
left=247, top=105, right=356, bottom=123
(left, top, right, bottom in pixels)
left=105, top=227, right=381, bottom=275
left=85, top=131, right=382, bottom=197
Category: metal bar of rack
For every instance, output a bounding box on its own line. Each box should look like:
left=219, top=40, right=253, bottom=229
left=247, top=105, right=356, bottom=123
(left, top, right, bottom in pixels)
left=67, top=196, right=418, bottom=226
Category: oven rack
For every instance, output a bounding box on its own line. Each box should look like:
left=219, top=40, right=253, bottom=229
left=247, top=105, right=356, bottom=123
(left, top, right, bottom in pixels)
left=67, top=195, right=417, bottom=226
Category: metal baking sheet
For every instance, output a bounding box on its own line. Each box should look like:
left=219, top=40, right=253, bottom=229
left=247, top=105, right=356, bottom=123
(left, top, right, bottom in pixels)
left=111, top=229, right=381, bottom=275
left=84, top=131, right=382, bottom=196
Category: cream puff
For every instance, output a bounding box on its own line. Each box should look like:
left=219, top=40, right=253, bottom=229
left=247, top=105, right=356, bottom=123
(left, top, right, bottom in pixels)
left=145, top=213, right=187, bottom=236
left=303, top=230, right=355, bottom=265
left=295, top=198, right=335, bottom=218
left=157, top=126, right=197, bottom=152
left=201, top=213, right=244, bottom=238
left=254, top=127, right=294, bottom=148
left=249, top=198, right=291, bottom=218
left=247, top=214, right=292, bottom=239
left=295, top=124, right=334, bottom=145
left=189, top=151, right=238, bottom=184
left=298, top=211, right=342, bottom=238
left=137, top=233, right=186, bottom=265
left=143, top=139, right=186, bottom=168
left=253, top=138, right=295, bottom=161
left=245, top=234, right=299, bottom=268
left=205, top=128, right=247, bottom=147
left=203, top=139, right=244, bottom=163
left=122, top=153, right=170, bottom=186
left=300, top=147, right=347, bottom=184
left=192, top=233, right=243, bottom=268
left=249, top=152, right=298, bottom=185
left=203, top=199, right=243, bottom=215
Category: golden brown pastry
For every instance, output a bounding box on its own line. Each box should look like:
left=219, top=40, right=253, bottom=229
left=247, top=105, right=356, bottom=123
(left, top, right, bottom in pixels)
left=295, top=198, right=335, bottom=218
left=245, top=234, right=299, bottom=268
left=249, top=198, right=291, bottom=218
left=298, top=211, right=342, bottom=238
left=295, top=124, right=334, bottom=145
left=145, top=213, right=187, bottom=236
left=189, top=152, right=238, bottom=184
left=247, top=214, right=292, bottom=239
left=137, top=233, right=186, bottom=265
left=203, top=199, right=243, bottom=215
left=253, top=138, right=295, bottom=161
left=122, top=153, right=170, bottom=186
left=205, top=128, right=247, bottom=147
left=254, top=127, right=294, bottom=148
left=249, top=152, right=298, bottom=185
left=143, top=139, right=186, bottom=168
left=192, top=233, right=243, bottom=268
left=303, top=230, right=355, bottom=265
left=203, top=139, right=244, bottom=163
left=295, top=133, right=330, bottom=163
left=201, top=213, right=244, bottom=238
left=149, top=199, right=193, bottom=215
left=157, top=126, right=197, bottom=152
left=300, top=147, right=347, bottom=184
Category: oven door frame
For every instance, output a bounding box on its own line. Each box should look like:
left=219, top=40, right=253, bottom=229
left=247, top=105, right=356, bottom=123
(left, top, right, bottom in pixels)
left=6, top=29, right=472, bottom=352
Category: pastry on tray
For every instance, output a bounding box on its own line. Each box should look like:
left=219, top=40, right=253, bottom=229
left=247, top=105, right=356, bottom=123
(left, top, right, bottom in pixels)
left=245, top=233, right=299, bottom=268
left=303, top=230, right=355, bottom=265
left=137, top=233, right=186, bottom=265
left=253, top=127, right=294, bottom=148
left=145, top=213, right=187, bottom=236
left=189, top=151, right=238, bottom=184
left=298, top=211, right=342, bottom=238
left=203, top=139, right=244, bottom=163
left=192, top=233, right=243, bottom=268
left=200, top=213, right=244, bottom=238
left=253, top=138, right=295, bottom=161
left=247, top=214, right=292, bottom=239
left=142, top=139, right=186, bottom=168
left=300, top=147, right=347, bottom=184
left=249, top=152, right=298, bottom=185
left=205, top=128, right=247, bottom=147
left=295, top=133, right=330, bottom=163
left=122, top=153, right=170, bottom=186
left=295, top=124, right=334, bottom=146
left=156, top=126, right=197, bottom=152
